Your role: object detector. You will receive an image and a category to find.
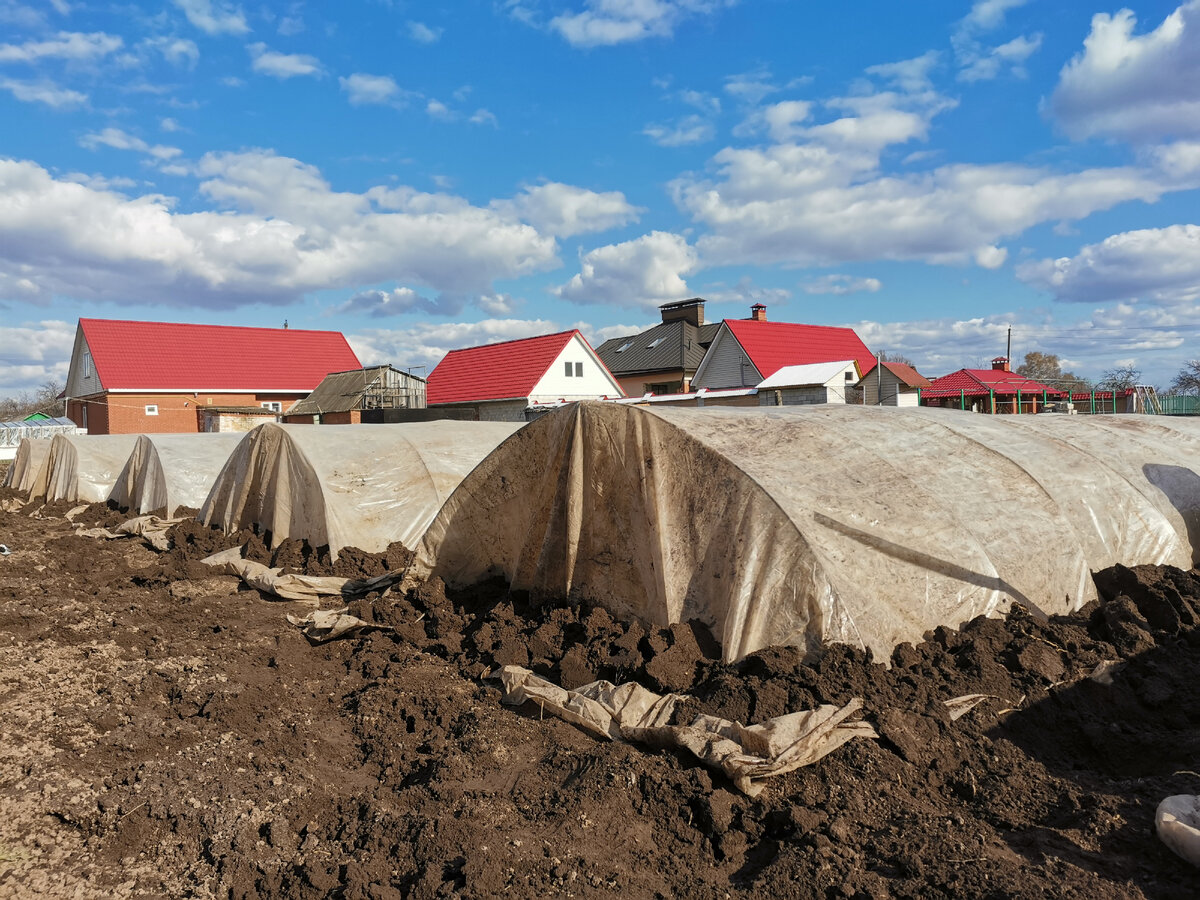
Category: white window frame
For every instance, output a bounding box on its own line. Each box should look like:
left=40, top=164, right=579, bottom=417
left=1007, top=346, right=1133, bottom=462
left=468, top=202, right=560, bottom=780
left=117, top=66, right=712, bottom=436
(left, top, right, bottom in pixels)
left=260, top=401, right=283, bottom=413
left=145, top=404, right=159, bottom=416
left=82, top=350, right=92, bottom=378
left=574, top=362, right=583, bottom=377
left=564, top=361, right=574, bottom=377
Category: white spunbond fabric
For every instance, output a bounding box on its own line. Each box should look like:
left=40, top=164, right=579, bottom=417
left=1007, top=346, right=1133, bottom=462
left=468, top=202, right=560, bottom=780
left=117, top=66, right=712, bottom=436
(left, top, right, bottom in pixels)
left=1157, top=794, right=1200, bottom=868
left=2, top=438, right=51, bottom=492
left=31, top=433, right=141, bottom=503
left=198, top=421, right=522, bottom=559
left=412, top=402, right=1200, bottom=663
left=109, top=433, right=246, bottom=517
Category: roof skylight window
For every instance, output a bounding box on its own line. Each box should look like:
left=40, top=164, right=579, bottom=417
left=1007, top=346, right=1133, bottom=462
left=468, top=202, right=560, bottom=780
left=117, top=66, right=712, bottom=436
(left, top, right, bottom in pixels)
left=647, top=337, right=664, bottom=348
left=616, top=341, right=633, bottom=353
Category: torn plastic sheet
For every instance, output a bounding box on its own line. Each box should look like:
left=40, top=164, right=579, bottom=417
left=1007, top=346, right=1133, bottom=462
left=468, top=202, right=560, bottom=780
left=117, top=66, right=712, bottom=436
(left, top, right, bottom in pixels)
left=200, top=547, right=404, bottom=602
left=943, top=694, right=995, bottom=721
left=286, top=607, right=388, bottom=643
left=76, top=516, right=185, bottom=552
left=497, top=665, right=876, bottom=796
left=1157, top=794, right=1200, bottom=868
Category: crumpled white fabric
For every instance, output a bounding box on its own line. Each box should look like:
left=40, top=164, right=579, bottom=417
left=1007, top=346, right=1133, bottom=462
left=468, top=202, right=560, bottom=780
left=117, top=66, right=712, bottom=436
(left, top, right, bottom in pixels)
left=76, top=515, right=184, bottom=552
left=1157, top=794, right=1200, bottom=868
left=498, top=665, right=876, bottom=796
left=200, top=546, right=405, bottom=602
left=287, top=607, right=386, bottom=643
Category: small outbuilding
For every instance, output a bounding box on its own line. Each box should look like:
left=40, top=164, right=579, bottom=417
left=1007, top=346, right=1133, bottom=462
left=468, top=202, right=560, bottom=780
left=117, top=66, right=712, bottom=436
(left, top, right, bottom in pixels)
left=857, top=361, right=933, bottom=407
left=756, top=360, right=859, bottom=405
left=283, top=365, right=427, bottom=424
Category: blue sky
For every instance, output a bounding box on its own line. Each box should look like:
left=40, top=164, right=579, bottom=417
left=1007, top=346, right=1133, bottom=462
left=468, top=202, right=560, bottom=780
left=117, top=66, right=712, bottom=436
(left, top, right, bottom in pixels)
left=3, top=0, right=1200, bottom=392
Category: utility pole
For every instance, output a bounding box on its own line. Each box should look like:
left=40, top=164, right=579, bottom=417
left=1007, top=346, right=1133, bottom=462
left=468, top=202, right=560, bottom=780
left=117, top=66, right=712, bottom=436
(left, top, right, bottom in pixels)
left=1006, top=326, right=1011, bottom=365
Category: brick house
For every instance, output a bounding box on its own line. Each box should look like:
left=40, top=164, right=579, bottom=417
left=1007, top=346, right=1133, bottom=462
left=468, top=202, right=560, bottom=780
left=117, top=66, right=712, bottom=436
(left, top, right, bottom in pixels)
left=427, top=330, right=625, bottom=421
left=63, top=318, right=362, bottom=434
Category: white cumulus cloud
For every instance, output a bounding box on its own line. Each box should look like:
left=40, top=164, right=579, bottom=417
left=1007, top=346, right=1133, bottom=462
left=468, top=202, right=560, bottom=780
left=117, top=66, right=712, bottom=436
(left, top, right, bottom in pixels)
left=249, top=43, right=322, bottom=79
left=80, top=127, right=182, bottom=160
left=0, top=78, right=86, bottom=108
left=1017, top=224, right=1200, bottom=305
left=801, top=274, right=882, bottom=296
left=0, top=154, right=561, bottom=309
left=0, top=30, right=122, bottom=63
left=1048, top=1, right=1200, bottom=142
left=492, top=181, right=641, bottom=238
left=551, top=0, right=735, bottom=47
left=339, top=73, right=403, bottom=106
left=555, top=231, right=698, bottom=308
left=407, top=21, right=443, bottom=43
left=643, top=114, right=715, bottom=146
left=172, top=0, right=248, bottom=36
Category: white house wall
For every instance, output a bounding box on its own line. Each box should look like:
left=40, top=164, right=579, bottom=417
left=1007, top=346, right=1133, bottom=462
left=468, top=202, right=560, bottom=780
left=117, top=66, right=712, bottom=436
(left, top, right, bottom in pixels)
left=529, top=334, right=623, bottom=402
left=692, top=328, right=762, bottom=390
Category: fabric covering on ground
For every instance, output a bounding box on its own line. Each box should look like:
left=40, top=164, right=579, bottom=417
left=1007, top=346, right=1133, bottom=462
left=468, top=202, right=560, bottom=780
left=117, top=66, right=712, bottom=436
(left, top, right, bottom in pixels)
left=109, top=433, right=246, bottom=517
left=30, top=433, right=140, bottom=503
left=198, top=421, right=522, bottom=560
left=1, top=438, right=51, bottom=492
left=498, top=665, right=875, bottom=796
left=412, top=402, right=1200, bottom=662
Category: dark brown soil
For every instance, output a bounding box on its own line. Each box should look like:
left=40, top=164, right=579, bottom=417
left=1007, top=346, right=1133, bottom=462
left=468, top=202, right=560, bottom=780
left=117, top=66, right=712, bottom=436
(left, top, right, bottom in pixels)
left=1, top=502, right=1198, bottom=898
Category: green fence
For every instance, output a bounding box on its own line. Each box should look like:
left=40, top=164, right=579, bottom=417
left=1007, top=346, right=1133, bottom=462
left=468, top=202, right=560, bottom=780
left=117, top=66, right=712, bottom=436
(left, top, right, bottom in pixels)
left=1160, top=396, right=1200, bottom=416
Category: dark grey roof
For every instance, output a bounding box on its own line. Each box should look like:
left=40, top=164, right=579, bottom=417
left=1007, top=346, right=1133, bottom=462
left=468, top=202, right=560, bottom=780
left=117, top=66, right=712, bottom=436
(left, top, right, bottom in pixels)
left=597, top=320, right=719, bottom=377
left=286, top=365, right=422, bottom=416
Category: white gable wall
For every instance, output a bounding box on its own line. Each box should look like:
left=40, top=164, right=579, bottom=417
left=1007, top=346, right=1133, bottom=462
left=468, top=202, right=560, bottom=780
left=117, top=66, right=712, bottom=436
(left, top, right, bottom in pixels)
left=692, top=326, right=763, bottom=390
left=529, top=334, right=624, bottom=402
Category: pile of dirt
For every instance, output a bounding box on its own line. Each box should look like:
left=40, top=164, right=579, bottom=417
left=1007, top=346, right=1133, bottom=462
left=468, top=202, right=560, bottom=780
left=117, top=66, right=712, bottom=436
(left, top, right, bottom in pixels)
left=328, top=565, right=1200, bottom=897
left=2, top=499, right=1198, bottom=898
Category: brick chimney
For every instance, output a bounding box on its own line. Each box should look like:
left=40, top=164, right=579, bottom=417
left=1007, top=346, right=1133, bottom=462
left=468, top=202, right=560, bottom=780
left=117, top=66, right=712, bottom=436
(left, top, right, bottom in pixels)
left=659, top=298, right=705, bottom=327
left=991, top=356, right=1010, bottom=372
left=750, top=303, right=767, bottom=322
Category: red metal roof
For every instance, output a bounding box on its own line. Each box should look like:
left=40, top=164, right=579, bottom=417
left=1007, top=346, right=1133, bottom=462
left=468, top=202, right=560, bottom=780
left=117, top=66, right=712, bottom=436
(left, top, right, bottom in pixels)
left=428, top=330, right=587, bottom=405
left=723, top=319, right=875, bottom=378
left=922, top=368, right=1064, bottom=399
left=80, top=318, right=361, bottom=391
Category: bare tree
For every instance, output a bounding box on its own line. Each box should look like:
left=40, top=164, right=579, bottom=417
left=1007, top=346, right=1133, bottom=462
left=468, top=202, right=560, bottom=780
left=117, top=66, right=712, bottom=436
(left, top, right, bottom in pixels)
left=0, top=380, right=65, bottom=421
left=877, top=351, right=916, bottom=367
left=1169, top=360, right=1200, bottom=395
left=1097, top=364, right=1141, bottom=392
left=1016, top=352, right=1090, bottom=392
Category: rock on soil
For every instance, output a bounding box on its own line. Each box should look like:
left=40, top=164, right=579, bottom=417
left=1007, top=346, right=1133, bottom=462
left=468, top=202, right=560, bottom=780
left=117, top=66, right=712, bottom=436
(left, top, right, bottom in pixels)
left=0, top=500, right=1198, bottom=898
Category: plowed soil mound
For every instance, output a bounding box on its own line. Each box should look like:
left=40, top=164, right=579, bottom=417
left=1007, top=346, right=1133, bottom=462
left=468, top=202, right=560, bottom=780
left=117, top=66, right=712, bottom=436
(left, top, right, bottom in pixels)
left=1, top=504, right=1197, bottom=898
